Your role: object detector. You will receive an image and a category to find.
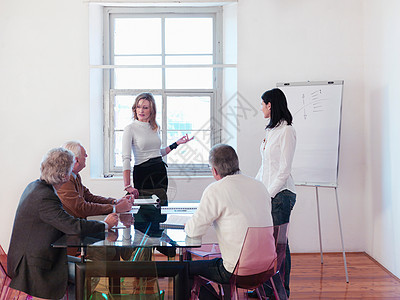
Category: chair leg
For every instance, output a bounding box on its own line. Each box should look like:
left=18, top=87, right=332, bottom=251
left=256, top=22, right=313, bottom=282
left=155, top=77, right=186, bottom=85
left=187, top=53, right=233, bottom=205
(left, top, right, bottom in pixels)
left=191, top=276, right=218, bottom=300
left=220, top=283, right=231, bottom=300
left=270, top=272, right=288, bottom=300
left=191, top=277, right=203, bottom=300
left=255, top=286, right=267, bottom=299
left=217, top=284, right=224, bottom=300
left=230, top=283, right=238, bottom=300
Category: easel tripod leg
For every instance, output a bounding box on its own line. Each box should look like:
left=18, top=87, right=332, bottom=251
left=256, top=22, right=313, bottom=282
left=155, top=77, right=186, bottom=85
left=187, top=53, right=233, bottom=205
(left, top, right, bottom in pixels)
left=335, top=187, right=349, bottom=283
left=315, top=187, right=324, bottom=264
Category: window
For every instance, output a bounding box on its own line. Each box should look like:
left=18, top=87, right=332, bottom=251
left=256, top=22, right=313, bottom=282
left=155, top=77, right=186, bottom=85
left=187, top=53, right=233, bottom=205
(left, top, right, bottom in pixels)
left=103, top=6, right=223, bottom=176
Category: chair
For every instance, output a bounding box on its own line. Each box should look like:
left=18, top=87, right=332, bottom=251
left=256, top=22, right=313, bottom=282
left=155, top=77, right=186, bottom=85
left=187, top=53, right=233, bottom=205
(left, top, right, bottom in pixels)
left=0, top=245, right=33, bottom=300
left=0, top=277, right=25, bottom=300
left=191, top=223, right=289, bottom=300
left=0, top=244, right=8, bottom=276
left=0, top=263, right=9, bottom=297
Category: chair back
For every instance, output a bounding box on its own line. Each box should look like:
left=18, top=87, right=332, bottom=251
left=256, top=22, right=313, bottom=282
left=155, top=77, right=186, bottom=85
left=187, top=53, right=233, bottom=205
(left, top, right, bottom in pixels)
left=235, top=226, right=277, bottom=277
left=232, top=223, right=289, bottom=289
left=0, top=264, right=8, bottom=296
left=190, top=224, right=290, bottom=299
left=0, top=245, right=7, bottom=274
left=0, top=245, right=32, bottom=299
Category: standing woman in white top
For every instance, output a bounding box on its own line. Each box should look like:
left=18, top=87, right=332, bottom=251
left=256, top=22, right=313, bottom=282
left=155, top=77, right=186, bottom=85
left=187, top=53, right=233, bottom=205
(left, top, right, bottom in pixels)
left=256, top=88, right=296, bottom=298
left=122, top=93, right=193, bottom=197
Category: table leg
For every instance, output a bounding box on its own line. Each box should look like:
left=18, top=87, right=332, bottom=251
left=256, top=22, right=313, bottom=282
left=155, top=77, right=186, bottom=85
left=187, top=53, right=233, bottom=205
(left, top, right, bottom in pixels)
left=75, top=263, right=85, bottom=300
left=109, top=276, right=121, bottom=295
left=75, top=261, right=189, bottom=300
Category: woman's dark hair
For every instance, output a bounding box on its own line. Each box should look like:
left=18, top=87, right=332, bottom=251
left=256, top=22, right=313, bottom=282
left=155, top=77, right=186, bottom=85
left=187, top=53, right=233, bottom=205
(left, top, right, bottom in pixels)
left=261, top=88, right=293, bottom=129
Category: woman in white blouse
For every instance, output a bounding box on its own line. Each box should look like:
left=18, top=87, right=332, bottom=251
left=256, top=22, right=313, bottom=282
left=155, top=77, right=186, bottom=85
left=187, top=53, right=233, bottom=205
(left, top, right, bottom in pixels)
left=122, top=92, right=193, bottom=198
left=256, top=88, right=296, bottom=298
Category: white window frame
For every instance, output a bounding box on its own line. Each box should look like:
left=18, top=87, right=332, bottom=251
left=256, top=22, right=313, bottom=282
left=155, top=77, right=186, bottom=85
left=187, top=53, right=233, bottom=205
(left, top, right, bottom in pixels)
left=103, top=6, right=223, bottom=176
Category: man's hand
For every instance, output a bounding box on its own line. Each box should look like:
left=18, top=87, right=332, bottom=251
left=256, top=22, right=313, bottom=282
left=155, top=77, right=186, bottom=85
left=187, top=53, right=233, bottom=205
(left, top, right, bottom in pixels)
left=117, top=194, right=134, bottom=205
left=115, top=197, right=133, bottom=213
left=104, top=213, right=118, bottom=228
left=106, top=229, right=118, bottom=242
left=119, top=213, right=134, bottom=227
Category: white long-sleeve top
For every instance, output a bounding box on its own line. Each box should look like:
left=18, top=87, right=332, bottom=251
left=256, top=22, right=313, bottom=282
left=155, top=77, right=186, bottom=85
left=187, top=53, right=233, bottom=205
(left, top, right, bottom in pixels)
left=122, top=120, right=166, bottom=171
left=256, top=121, right=296, bottom=198
left=185, top=174, right=273, bottom=273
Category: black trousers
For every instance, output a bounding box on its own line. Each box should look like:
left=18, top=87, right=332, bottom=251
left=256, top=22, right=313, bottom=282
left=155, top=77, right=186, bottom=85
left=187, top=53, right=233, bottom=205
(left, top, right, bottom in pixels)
left=133, top=157, right=168, bottom=191
left=189, top=258, right=232, bottom=299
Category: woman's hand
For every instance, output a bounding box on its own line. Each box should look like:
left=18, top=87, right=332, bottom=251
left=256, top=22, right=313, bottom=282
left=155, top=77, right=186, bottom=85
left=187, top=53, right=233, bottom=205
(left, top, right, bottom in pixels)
left=176, top=134, right=194, bottom=145
left=125, top=186, right=139, bottom=198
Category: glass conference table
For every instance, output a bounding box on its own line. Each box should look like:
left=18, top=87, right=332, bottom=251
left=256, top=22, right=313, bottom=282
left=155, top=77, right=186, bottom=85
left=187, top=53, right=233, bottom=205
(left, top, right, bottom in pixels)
left=52, top=205, right=202, bottom=300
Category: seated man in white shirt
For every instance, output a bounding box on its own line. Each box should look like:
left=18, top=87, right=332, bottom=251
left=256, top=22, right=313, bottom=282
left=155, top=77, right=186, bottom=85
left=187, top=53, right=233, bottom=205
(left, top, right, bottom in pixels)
left=185, top=144, right=273, bottom=297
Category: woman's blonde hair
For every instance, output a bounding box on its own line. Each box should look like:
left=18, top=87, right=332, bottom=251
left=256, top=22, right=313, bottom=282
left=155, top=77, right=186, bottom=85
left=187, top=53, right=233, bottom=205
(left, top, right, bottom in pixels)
left=132, top=92, right=159, bottom=131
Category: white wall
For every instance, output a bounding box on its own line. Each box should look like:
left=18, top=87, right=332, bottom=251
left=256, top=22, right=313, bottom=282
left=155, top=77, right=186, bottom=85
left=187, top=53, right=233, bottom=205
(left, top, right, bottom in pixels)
left=364, top=0, right=400, bottom=279
left=0, top=0, right=399, bottom=280
left=0, top=0, right=214, bottom=251
left=237, top=0, right=366, bottom=253
left=0, top=0, right=92, bottom=250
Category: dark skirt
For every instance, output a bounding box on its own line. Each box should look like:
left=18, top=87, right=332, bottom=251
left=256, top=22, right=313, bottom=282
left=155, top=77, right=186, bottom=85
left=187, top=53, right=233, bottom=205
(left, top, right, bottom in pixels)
left=133, top=157, right=173, bottom=256
left=133, top=157, right=168, bottom=191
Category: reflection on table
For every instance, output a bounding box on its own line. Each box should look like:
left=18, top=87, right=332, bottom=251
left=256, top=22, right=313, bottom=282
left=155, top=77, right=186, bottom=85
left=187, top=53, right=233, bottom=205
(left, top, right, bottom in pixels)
left=52, top=205, right=202, bottom=300
left=53, top=206, right=202, bottom=250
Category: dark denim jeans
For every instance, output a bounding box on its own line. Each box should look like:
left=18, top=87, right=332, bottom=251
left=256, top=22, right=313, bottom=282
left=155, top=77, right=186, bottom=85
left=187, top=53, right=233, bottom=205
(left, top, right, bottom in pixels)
left=265, top=189, right=296, bottom=298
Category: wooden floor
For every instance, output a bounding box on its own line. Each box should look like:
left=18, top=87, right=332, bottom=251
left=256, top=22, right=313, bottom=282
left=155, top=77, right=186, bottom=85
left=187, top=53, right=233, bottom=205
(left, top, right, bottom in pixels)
left=91, top=252, right=400, bottom=299
left=290, top=252, right=400, bottom=299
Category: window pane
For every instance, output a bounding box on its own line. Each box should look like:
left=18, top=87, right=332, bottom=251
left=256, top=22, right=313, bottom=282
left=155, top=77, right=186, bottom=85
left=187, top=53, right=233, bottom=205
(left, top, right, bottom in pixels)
left=106, top=9, right=222, bottom=173
left=165, top=55, right=212, bottom=65
left=114, top=131, right=123, bottom=167
left=167, top=96, right=210, bottom=131
left=114, top=18, right=161, bottom=55
left=115, top=56, right=162, bottom=65
left=166, top=67, right=213, bottom=89
left=154, top=95, right=162, bottom=129
left=165, top=18, right=213, bottom=54
left=166, top=96, right=211, bottom=164
left=166, top=130, right=210, bottom=165
left=114, top=95, right=134, bottom=130
left=114, top=68, right=162, bottom=89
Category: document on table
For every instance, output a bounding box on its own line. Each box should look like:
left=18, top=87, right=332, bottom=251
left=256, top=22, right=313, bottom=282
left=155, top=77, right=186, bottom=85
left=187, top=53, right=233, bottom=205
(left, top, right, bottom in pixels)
left=160, top=202, right=199, bottom=214
left=134, top=194, right=160, bottom=205
left=159, top=214, right=192, bottom=229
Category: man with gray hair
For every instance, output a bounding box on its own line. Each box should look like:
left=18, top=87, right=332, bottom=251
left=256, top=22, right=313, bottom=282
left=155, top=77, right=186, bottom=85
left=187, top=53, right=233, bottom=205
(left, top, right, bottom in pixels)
left=7, top=148, right=118, bottom=299
left=57, top=141, right=132, bottom=219
left=185, top=144, right=273, bottom=297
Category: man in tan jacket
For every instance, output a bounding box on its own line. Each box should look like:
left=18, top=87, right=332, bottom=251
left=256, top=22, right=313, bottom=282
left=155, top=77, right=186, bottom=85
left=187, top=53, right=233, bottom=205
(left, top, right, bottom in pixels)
left=57, top=141, right=133, bottom=218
